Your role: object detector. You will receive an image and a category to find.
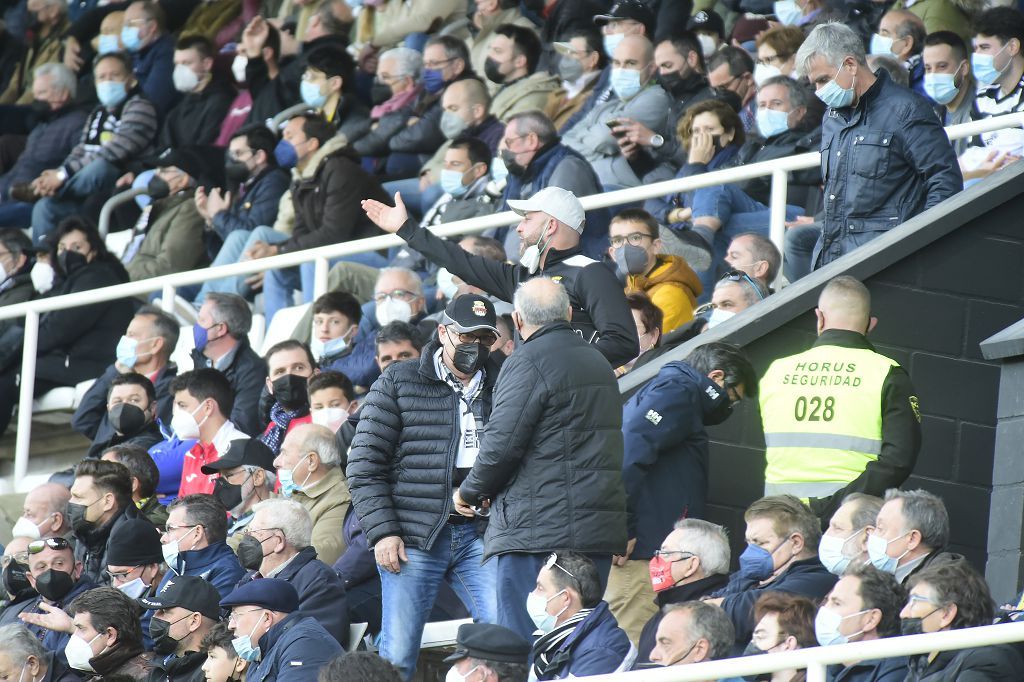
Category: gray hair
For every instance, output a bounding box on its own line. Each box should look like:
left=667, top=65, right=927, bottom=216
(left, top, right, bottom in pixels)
left=884, top=488, right=949, bottom=550
left=377, top=267, right=423, bottom=297
left=866, top=54, right=908, bottom=88
left=662, top=602, right=735, bottom=661
left=136, top=304, right=179, bottom=361
left=379, top=47, right=422, bottom=78
left=244, top=464, right=276, bottom=488
left=205, top=292, right=252, bottom=338
left=301, top=424, right=341, bottom=467
left=733, top=232, right=781, bottom=284
left=795, top=22, right=867, bottom=78
left=842, top=492, right=884, bottom=531
left=758, top=75, right=810, bottom=112
left=673, top=518, right=730, bottom=576
left=34, top=62, right=76, bottom=98
left=513, top=277, right=571, bottom=327
left=508, top=110, right=558, bottom=145
left=887, top=10, right=926, bottom=55
left=253, top=498, right=312, bottom=548
left=0, top=624, right=48, bottom=666
left=714, top=276, right=761, bottom=306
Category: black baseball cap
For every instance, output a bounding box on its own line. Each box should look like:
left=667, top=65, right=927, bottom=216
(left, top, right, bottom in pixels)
left=440, top=294, right=498, bottom=335
left=201, top=438, right=276, bottom=475
left=221, top=578, right=299, bottom=613
left=139, top=575, right=222, bottom=619
left=443, top=623, right=531, bottom=664
left=593, top=0, right=655, bottom=36
left=687, top=10, right=725, bottom=39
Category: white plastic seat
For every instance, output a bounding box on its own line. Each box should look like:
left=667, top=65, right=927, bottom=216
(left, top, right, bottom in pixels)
left=420, top=618, right=473, bottom=649
left=170, top=325, right=196, bottom=372
left=259, top=303, right=310, bottom=356
left=347, top=622, right=369, bottom=653
left=249, top=313, right=266, bottom=354
left=31, top=387, right=77, bottom=412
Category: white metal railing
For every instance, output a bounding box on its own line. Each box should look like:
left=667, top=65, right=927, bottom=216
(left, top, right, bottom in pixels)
left=3, top=111, right=1023, bottom=488
left=579, top=620, right=1024, bottom=681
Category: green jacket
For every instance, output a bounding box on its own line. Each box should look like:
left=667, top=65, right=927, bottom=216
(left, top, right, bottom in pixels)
left=894, top=0, right=973, bottom=43
left=125, top=191, right=209, bottom=282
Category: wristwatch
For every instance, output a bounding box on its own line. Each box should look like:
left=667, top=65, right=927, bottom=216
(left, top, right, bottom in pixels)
left=650, top=134, right=665, bottom=149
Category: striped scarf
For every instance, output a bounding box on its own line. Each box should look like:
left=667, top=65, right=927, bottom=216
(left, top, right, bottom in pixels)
left=531, top=608, right=593, bottom=680
left=260, top=402, right=307, bottom=453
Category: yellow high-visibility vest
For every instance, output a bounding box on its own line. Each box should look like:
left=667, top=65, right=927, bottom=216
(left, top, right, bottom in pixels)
left=759, top=345, right=899, bottom=499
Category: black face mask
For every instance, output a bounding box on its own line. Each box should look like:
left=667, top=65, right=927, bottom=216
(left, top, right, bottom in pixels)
left=214, top=475, right=243, bottom=511
left=237, top=534, right=267, bottom=572
left=108, top=402, right=148, bottom=436
left=370, top=82, right=393, bottom=105
left=67, top=501, right=95, bottom=535
left=148, top=175, right=171, bottom=199
left=500, top=148, right=527, bottom=177
left=451, top=341, right=489, bottom=375
left=2, top=560, right=35, bottom=602
left=271, top=373, right=310, bottom=411
left=58, top=250, right=88, bottom=276
left=484, top=57, right=507, bottom=85
left=30, top=98, right=53, bottom=118
left=34, top=568, right=75, bottom=602
left=149, top=616, right=184, bottom=656
left=224, top=160, right=251, bottom=183
left=900, top=617, right=925, bottom=636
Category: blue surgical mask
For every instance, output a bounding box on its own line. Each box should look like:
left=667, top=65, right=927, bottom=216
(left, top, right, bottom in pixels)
left=815, top=65, right=855, bottom=108
left=96, top=80, right=127, bottom=108
left=869, top=33, right=896, bottom=57
left=274, top=139, right=298, bottom=169
left=817, top=528, right=864, bottom=575
left=301, top=80, right=327, bottom=108
left=490, top=156, right=508, bottom=184
left=972, top=45, right=1008, bottom=86
left=116, top=334, right=155, bottom=368
left=98, top=33, right=120, bottom=55
left=440, top=168, right=469, bottom=197
left=120, top=26, right=142, bottom=52
left=756, top=108, right=790, bottom=138
left=815, top=606, right=869, bottom=647
left=610, top=67, right=644, bottom=101
left=192, top=322, right=213, bottom=351
left=923, top=71, right=960, bottom=105
left=278, top=461, right=312, bottom=498
left=603, top=32, right=625, bottom=58
left=310, top=333, right=350, bottom=359
left=422, top=68, right=446, bottom=94
left=738, top=543, right=776, bottom=580
left=773, top=0, right=802, bottom=25
left=866, top=531, right=911, bottom=573
left=232, top=616, right=264, bottom=662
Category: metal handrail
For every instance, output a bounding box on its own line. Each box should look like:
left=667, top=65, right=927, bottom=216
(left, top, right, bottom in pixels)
left=4, top=111, right=1024, bottom=488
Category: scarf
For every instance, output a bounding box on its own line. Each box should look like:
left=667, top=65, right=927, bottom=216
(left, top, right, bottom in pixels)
left=260, top=402, right=307, bottom=453
left=370, top=85, right=422, bottom=119
left=531, top=608, right=593, bottom=680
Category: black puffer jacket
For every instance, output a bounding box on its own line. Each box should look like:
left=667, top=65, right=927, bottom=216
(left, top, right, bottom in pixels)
left=347, top=340, right=500, bottom=550
left=459, top=321, right=627, bottom=558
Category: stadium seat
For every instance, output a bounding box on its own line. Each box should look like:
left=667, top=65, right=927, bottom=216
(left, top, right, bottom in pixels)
left=347, top=622, right=369, bottom=653
left=259, top=303, right=311, bottom=356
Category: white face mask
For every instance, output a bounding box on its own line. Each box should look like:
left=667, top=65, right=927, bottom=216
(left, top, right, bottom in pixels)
left=519, top=221, right=554, bottom=274
left=436, top=267, right=460, bottom=300
left=232, top=55, right=248, bottom=84
left=171, top=401, right=208, bottom=440
left=31, top=261, right=55, bottom=294
left=376, top=297, right=413, bottom=326
left=525, top=589, right=567, bottom=634
left=697, top=34, right=717, bottom=58
left=311, top=407, right=348, bottom=432
left=707, top=307, right=736, bottom=329
left=11, top=513, right=54, bottom=540
left=65, top=632, right=102, bottom=672
left=445, top=665, right=480, bottom=682
left=115, top=576, right=149, bottom=599
left=173, top=64, right=201, bottom=93
left=162, top=525, right=199, bottom=568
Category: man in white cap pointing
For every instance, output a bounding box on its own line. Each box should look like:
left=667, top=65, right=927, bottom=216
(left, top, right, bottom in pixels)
left=362, top=187, right=639, bottom=367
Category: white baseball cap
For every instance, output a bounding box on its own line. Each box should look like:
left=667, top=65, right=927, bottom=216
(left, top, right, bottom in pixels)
left=507, top=187, right=586, bottom=234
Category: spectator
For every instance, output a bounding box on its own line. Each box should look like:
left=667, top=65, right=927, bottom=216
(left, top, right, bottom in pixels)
left=871, top=10, right=927, bottom=95
left=308, top=371, right=357, bottom=437
left=83, top=373, right=164, bottom=459
left=200, top=437, right=277, bottom=539
left=486, top=25, right=562, bottom=122
left=797, top=22, right=961, bottom=269
left=140, top=574, right=220, bottom=680
left=442, top=623, right=530, bottom=682
left=755, top=26, right=805, bottom=83
left=273, top=424, right=350, bottom=565
left=0, top=65, right=86, bottom=228
left=104, top=515, right=164, bottom=602
left=374, top=320, right=424, bottom=370
left=28, top=53, right=158, bottom=245
left=120, top=147, right=213, bottom=282
left=654, top=33, right=715, bottom=122
left=0, top=623, right=78, bottom=682
left=194, top=124, right=290, bottom=261
left=616, top=292, right=662, bottom=376
left=220, top=578, right=342, bottom=681
left=72, top=305, right=179, bottom=454
left=365, top=186, right=639, bottom=367
left=156, top=34, right=235, bottom=149
left=869, top=489, right=953, bottom=583
left=159, top=494, right=245, bottom=598
left=649, top=601, right=734, bottom=667
left=0, top=232, right=35, bottom=334
left=236, top=17, right=292, bottom=128
left=300, top=45, right=370, bottom=143
left=200, top=622, right=249, bottom=682
left=64, top=587, right=151, bottom=677
left=923, top=32, right=978, bottom=158
left=419, top=78, right=502, bottom=190
left=100, top=444, right=166, bottom=527
left=18, top=537, right=96, bottom=657
left=902, top=559, right=1024, bottom=679
left=68, top=458, right=138, bottom=584
left=421, top=137, right=497, bottom=227
left=818, top=564, right=909, bottom=680
left=706, top=495, right=837, bottom=646
left=635, top=519, right=731, bottom=665
left=708, top=47, right=756, bottom=131
left=358, top=0, right=464, bottom=53
left=0, top=0, right=69, bottom=105
left=365, top=266, right=431, bottom=333
left=745, top=593, right=817, bottom=675
left=759, top=276, right=921, bottom=521
left=120, top=0, right=177, bottom=115
left=583, top=0, right=656, bottom=127
left=260, top=340, right=316, bottom=455
left=548, top=29, right=606, bottom=130
left=170, top=368, right=249, bottom=497
left=893, top=0, right=972, bottom=43
left=454, top=278, right=628, bottom=639
left=704, top=272, right=766, bottom=329
left=819, top=493, right=883, bottom=576
left=353, top=47, right=422, bottom=159
left=687, top=10, right=724, bottom=58
left=1, top=538, right=43, bottom=627
left=972, top=9, right=1024, bottom=159
left=563, top=35, right=671, bottom=189
left=724, top=233, right=781, bottom=296
left=232, top=498, right=349, bottom=646
left=319, top=652, right=403, bottom=681
left=348, top=294, right=502, bottom=678
left=466, top=0, right=536, bottom=77
left=608, top=208, right=700, bottom=332
left=312, top=292, right=379, bottom=391
left=11, top=482, right=70, bottom=541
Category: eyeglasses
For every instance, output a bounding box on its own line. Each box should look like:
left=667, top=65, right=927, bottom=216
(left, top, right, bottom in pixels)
left=447, top=327, right=498, bottom=347
left=242, top=526, right=283, bottom=537
left=228, top=608, right=264, bottom=624
left=502, top=134, right=527, bottom=148
left=102, top=566, right=140, bottom=583
left=609, top=232, right=654, bottom=248
left=423, top=57, right=453, bottom=69
left=1, top=553, right=29, bottom=568
left=652, top=549, right=696, bottom=561
left=28, top=537, right=71, bottom=554
left=373, top=289, right=418, bottom=304
left=906, top=594, right=944, bottom=609
left=720, top=270, right=767, bottom=300
left=756, top=54, right=789, bottom=66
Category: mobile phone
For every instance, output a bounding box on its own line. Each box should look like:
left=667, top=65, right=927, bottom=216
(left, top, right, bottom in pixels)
left=606, top=119, right=626, bottom=137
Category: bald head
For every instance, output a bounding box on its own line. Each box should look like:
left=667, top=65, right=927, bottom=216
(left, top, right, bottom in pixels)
left=23, top=482, right=71, bottom=537
left=816, top=276, right=871, bottom=335
left=4, top=536, right=32, bottom=557
left=444, top=78, right=490, bottom=109
left=617, top=34, right=655, bottom=64
left=513, top=277, right=571, bottom=339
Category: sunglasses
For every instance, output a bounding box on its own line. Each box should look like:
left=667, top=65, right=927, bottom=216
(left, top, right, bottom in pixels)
left=28, top=537, right=72, bottom=554
left=720, top=270, right=767, bottom=300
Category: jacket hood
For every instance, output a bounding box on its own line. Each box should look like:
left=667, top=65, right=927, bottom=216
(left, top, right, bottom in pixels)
left=661, top=361, right=732, bottom=425
left=629, top=255, right=702, bottom=297
left=294, top=135, right=351, bottom=181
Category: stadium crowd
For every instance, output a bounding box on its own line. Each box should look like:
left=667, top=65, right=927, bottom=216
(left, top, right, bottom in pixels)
left=0, top=0, right=1023, bottom=676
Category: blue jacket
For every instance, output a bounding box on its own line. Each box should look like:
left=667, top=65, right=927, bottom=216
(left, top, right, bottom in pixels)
left=814, top=69, right=961, bottom=269
left=714, top=557, right=837, bottom=646
left=0, top=105, right=87, bottom=198
left=159, top=541, right=245, bottom=599
left=333, top=506, right=376, bottom=588
left=643, top=144, right=740, bottom=225
left=208, top=167, right=291, bottom=257
left=235, top=546, right=350, bottom=646
left=248, top=613, right=342, bottom=682
left=538, top=601, right=632, bottom=679
left=133, top=33, right=179, bottom=117
left=320, top=332, right=380, bottom=390
left=621, top=361, right=732, bottom=559
left=828, top=656, right=909, bottom=682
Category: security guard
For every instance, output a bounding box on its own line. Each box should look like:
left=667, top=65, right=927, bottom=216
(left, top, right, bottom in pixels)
left=759, top=276, right=921, bottom=522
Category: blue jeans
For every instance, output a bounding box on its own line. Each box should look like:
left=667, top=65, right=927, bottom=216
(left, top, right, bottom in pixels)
left=192, top=225, right=289, bottom=307
left=32, top=158, right=120, bottom=245
left=785, top=222, right=822, bottom=282
left=495, top=552, right=612, bottom=641
left=0, top=200, right=32, bottom=228
left=378, top=521, right=496, bottom=680
left=382, top=177, right=427, bottom=220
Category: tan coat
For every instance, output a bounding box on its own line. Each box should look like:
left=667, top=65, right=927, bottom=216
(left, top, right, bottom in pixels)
left=490, top=71, right=563, bottom=123
left=295, top=465, right=351, bottom=565
left=465, top=8, right=537, bottom=79
left=360, top=0, right=467, bottom=49
left=0, top=18, right=68, bottom=105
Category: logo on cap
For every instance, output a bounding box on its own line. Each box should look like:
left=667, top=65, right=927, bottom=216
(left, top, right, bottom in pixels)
left=472, top=301, right=487, bottom=317
left=694, top=10, right=709, bottom=22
